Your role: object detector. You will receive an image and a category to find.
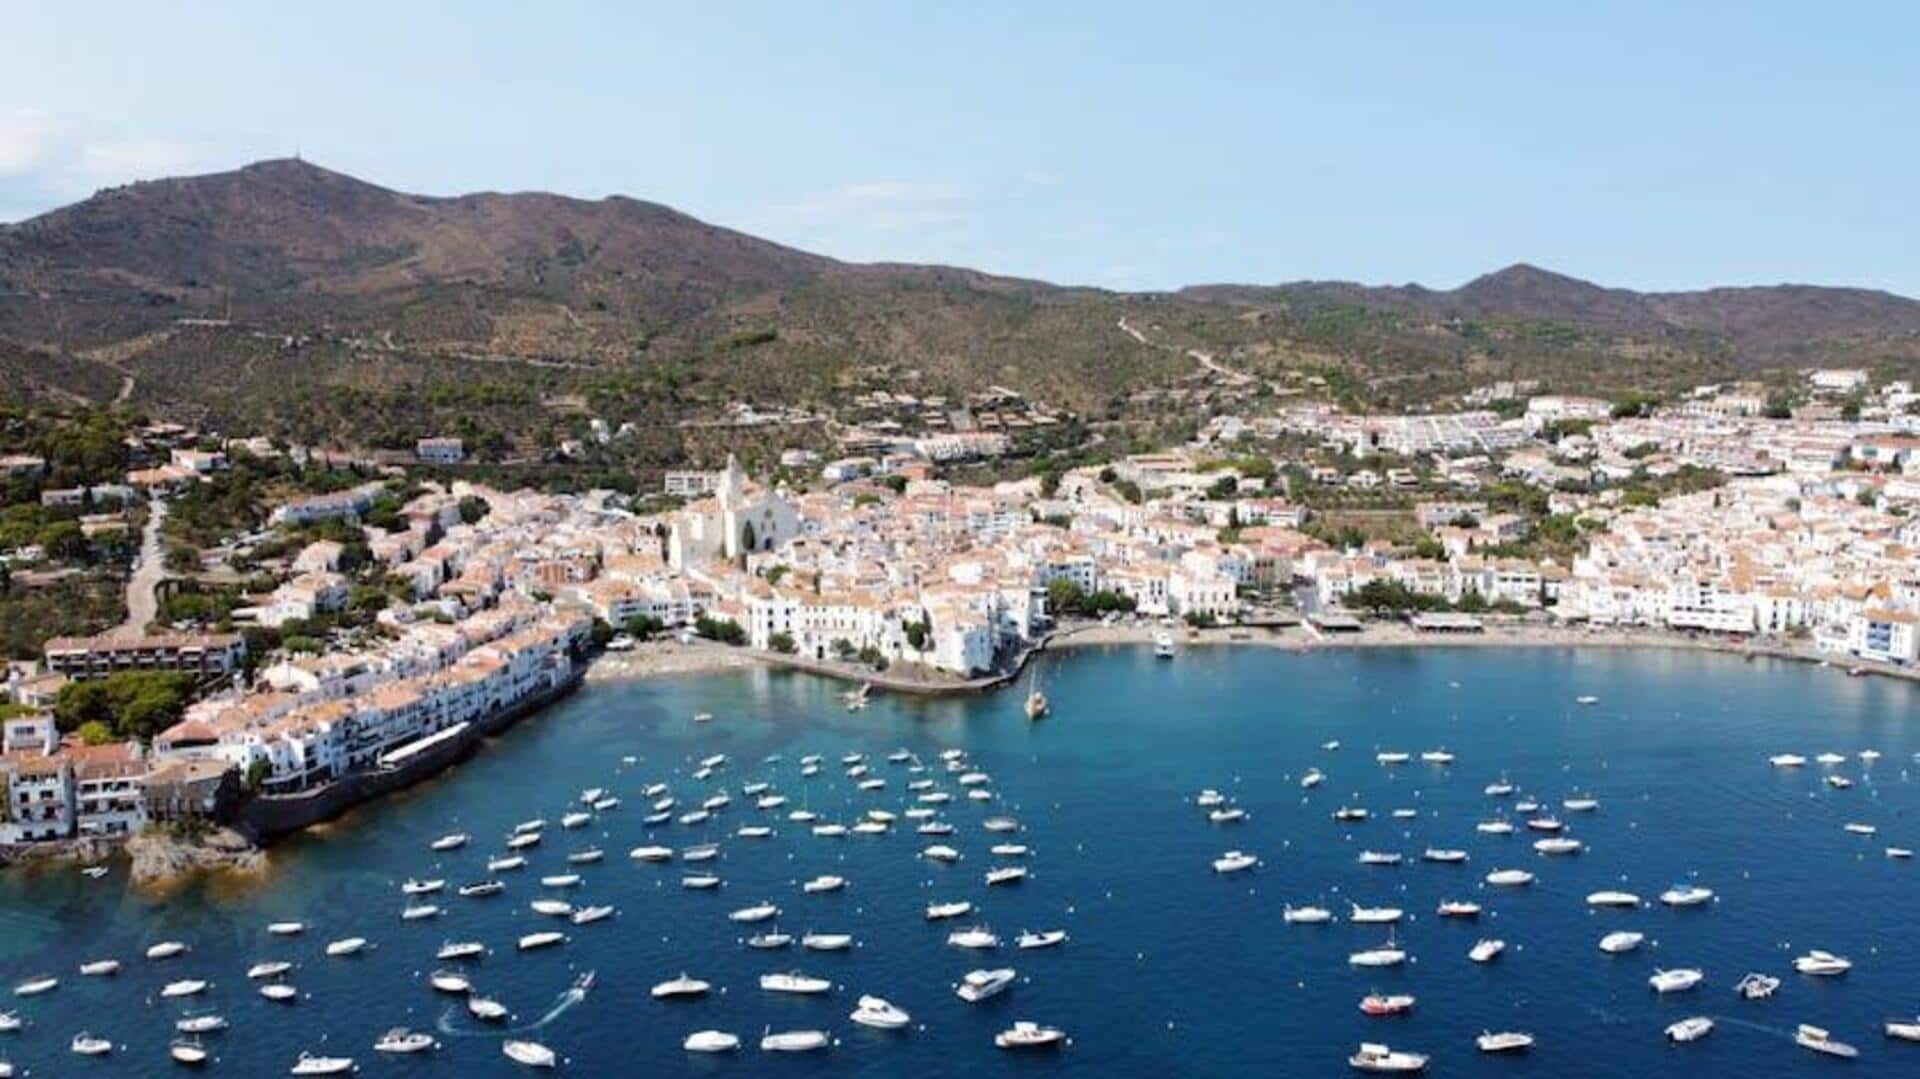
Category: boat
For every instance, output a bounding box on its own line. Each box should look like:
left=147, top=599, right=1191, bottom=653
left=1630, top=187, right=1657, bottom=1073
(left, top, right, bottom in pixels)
left=681, top=810, right=713, bottom=826
left=486, top=855, right=527, bottom=872
left=1361, top=994, right=1416, bottom=1016
left=170, top=1036, right=211, bottom=1065
left=567, top=848, right=605, bottom=865
left=1391, top=808, right=1417, bottom=820
left=1660, top=884, right=1714, bottom=907
left=1815, top=751, right=1846, bottom=765
left=401, top=903, right=441, bottom=921
left=1195, top=789, right=1226, bottom=808
left=651, top=974, right=712, bottom=999
left=1534, top=836, right=1583, bottom=855
left=1886, top=1016, right=1920, bottom=1042
left=160, top=978, right=210, bottom=998
left=1795, top=1024, right=1859, bottom=1059
left=629, top=845, right=673, bottom=862
left=429, top=833, right=469, bottom=851
left=267, top=921, right=307, bottom=936
left=1214, top=850, right=1259, bottom=873
left=1526, top=816, right=1565, bottom=833
left=682, top=843, right=720, bottom=862
left=761, top=1029, right=830, bottom=1053
left=1770, top=754, right=1808, bottom=768
left=948, top=927, right=1001, bottom=949
left=851, top=995, right=912, bottom=1029
left=1153, top=631, right=1177, bottom=658
left=593, top=796, right=621, bottom=811
left=1024, top=687, right=1049, bottom=721
left=1323, top=740, right=1341, bottom=750
left=288, top=1052, right=356, bottom=1075
left=986, top=866, right=1028, bottom=886
left=467, top=996, right=508, bottom=1021
left=1468, top=939, right=1506, bottom=963
left=0, top=1012, right=20, bottom=1032
left=1485, top=868, right=1534, bottom=886
left=1420, top=750, right=1454, bottom=765
left=1284, top=905, right=1333, bottom=924
left=560, top=812, right=592, bottom=829
left=1575, top=694, right=1599, bottom=705
left=1349, top=945, right=1409, bottom=968
left=437, top=941, right=486, bottom=960
left=737, top=825, right=774, bottom=839
left=401, top=878, right=444, bottom=895
left=539, top=874, right=581, bottom=889
left=684, top=1030, right=741, bottom=1052
left=926, top=900, right=973, bottom=920
left=746, top=931, right=793, bottom=949
left=571, top=904, right=615, bottom=926
left=803, top=932, right=854, bottom=951
left=1484, top=780, right=1515, bottom=796
left=1017, top=930, right=1068, bottom=949
left=1358, top=851, right=1403, bottom=866
left=922, top=844, right=962, bottom=863
left=1436, top=900, right=1481, bottom=918
left=995, top=1021, right=1066, bottom=1050
left=1376, top=751, right=1411, bottom=765
left=1890, top=846, right=1915, bottom=859
left=429, top=970, right=471, bottom=993
left=1586, top=890, right=1640, bottom=908
left=12, top=976, right=57, bottom=997
left=176, top=1014, right=228, bottom=1034
left=457, top=880, right=504, bottom=898
left=1599, top=931, right=1645, bottom=954
left=506, top=833, right=541, bottom=850
left=78, top=959, right=120, bottom=976
left=730, top=903, right=780, bottom=923
left=147, top=941, right=190, bottom=960
left=324, top=937, right=368, bottom=957
left=1666, top=1017, right=1714, bottom=1042
left=1302, top=769, right=1326, bottom=789
left=1349, top=1042, right=1428, bottom=1072
left=1477, top=1031, right=1533, bottom=1053
left=759, top=972, right=832, bottom=995
left=1649, top=968, right=1704, bottom=993
left=71, top=1033, right=113, bottom=1056
left=1735, top=972, right=1781, bottom=999
left=810, top=822, right=846, bottom=837
left=1422, top=848, right=1468, bottom=864
left=916, top=821, right=953, bottom=835
left=1827, top=774, right=1854, bottom=789
left=518, top=931, right=567, bottom=951
left=1793, top=950, right=1852, bottom=976
left=984, top=816, right=1021, bottom=833
left=259, top=983, right=298, bottom=1002
left=956, top=968, right=1017, bottom=1002
left=1350, top=904, right=1403, bottom=925
left=374, top=1028, right=438, bottom=1054
left=1476, top=819, right=1514, bottom=835
left=991, top=843, right=1030, bottom=857
left=1333, top=807, right=1370, bottom=823
left=1845, top=822, right=1878, bottom=836
left=502, top=1039, right=557, bottom=1068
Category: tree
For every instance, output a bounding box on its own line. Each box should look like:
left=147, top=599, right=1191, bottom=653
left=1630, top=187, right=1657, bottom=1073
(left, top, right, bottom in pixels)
left=768, top=631, right=797, bottom=654
left=52, top=671, right=196, bottom=741
left=77, top=720, right=115, bottom=745
left=694, top=615, right=746, bottom=646
left=458, top=495, right=490, bottom=525
left=1046, top=578, right=1086, bottom=617
left=1207, top=475, right=1238, bottom=499
left=621, top=614, right=665, bottom=640
left=903, top=617, right=931, bottom=651
left=831, top=638, right=858, bottom=661
left=740, top=520, right=758, bottom=552
left=1411, top=536, right=1446, bottom=561
left=245, top=758, right=270, bottom=792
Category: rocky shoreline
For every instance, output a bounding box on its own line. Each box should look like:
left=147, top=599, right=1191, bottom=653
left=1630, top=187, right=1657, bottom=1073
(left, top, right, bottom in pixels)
left=125, top=826, right=267, bottom=888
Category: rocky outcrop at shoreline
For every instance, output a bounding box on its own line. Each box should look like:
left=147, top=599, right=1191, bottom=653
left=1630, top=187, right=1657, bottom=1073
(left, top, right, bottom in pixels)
left=126, top=826, right=267, bottom=887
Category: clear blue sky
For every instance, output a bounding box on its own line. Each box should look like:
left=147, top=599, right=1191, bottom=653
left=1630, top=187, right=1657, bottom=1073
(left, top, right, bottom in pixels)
left=3, top=2, right=1915, bottom=295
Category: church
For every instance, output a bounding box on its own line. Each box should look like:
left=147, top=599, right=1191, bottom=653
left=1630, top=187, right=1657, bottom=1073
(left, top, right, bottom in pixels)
left=666, top=455, right=801, bottom=570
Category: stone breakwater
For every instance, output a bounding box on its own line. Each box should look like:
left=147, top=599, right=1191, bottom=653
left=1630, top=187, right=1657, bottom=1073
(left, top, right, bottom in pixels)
left=126, top=826, right=266, bottom=888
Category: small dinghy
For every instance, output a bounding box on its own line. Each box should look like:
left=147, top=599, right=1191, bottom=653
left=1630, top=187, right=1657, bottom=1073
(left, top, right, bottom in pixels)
left=684, top=1029, right=741, bottom=1052
left=502, top=1039, right=557, bottom=1068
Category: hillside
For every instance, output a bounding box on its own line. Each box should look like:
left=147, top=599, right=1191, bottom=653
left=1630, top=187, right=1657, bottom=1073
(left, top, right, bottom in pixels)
left=3, top=160, right=1918, bottom=449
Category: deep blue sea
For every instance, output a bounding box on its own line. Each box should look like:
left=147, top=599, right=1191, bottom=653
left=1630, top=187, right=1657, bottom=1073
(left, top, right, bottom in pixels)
left=2, top=646, right=1917, bottom=1077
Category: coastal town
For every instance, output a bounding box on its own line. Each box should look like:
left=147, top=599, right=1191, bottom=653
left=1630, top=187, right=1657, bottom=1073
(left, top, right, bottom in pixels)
left=3, top=364, right=1919, bottom=863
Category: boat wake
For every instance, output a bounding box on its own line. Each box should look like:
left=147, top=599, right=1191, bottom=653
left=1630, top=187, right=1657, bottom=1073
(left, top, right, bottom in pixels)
left=1710, top=1015, right=1796, bottom=1040
left=436, top=971, right=594, bottom=1037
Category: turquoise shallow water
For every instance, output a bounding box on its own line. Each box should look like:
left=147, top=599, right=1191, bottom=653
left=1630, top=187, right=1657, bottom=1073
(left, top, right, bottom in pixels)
left=1, top=645, right=1917, bottom=1077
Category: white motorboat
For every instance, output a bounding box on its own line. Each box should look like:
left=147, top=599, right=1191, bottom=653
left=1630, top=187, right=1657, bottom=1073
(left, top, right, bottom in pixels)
left=429, top=970, right=471, bottom=993
left=1844, top=822, right=1878, bottom=835
left=539, top=874, right=581, bottom=889
left=1815, top=751, right=1846, bottom=765
left=436, top=941, right=486, bottom=960
left=986, top=866, right=1028, bottom=886
left=1422, top=848, right=1468, bottom=864
left=759, top=971, right=831, bottom=995
left=12, top=976, right=57, bottom=997
left=1017, top=929, right=1068, bottom=949
left=78, top=959, right=119, bottom=976
left=1391, top=808, right=1417, bottom=820
left=1598, top=931, right=1645, bottom=954
left=517, top=931, right=567, bottom=950
left=467, top=996, right=508, bottom=1021
left=593, top=796, right=621, bottom=811
left=984, top=816, right=1021, bottom=833
left=1525, top=816, right=1565, bottom=833
left=1476, top=819, right=1514, bottom=835
left=642, top=783, right=669, bottom=798
left=1214, top=850, right=1259, bottom=873
left=761, top=1029, right=830, bottom=1053
left=990, top=843, right=1030, bottom=857
left=487, top=855, right=527, bottom=871
left=160, top=978, right=210, bottom=998
left=1153, top=630, right=1177, bottom=658
left=267, top=921, right=307, bottom=936
left=1533, top=837, right=1582, bottom=855
left=1649, top=968, right=1704, bottom=993
left=1563, top=796, right=1599, bottom=812
left=1484, top=780, right=1515, bottom=796
left=324, top=937, right=368, bottom=957
left=171, top=1036, right=210, bottom=1064
left=1350, top=904, right=1403, bottom=925
left=401, top=903, right=442, bottom=921
left=630, top=845, right=673, bottom=862
left=1660, top=884, right=1714, bottom=907
left=922, top=844, right=962, bottom=863
left=506, top=833, right=541, bottom=851
left=259, top=983, right=298, bottom=1002
left=850, top=995, right=911, bottom=1030
left=176, top=1014, right=228, bottom=1034
left=1284, top=905, right=1333, bottom=924
left=1735, top=972, right=1780, bottom=999
left=429, top=833, right=469, bottom=852
left=1476, top=1031, right=1533, bottom=1053
left=1358, top=851, right=1403, bottom=866
left=916, top=820, right=953, bottom=835
left=1349, top=1042, right=1427, bottom=1072
left=374, top=1028, right=438, bottom=1054
left=730, top=903, right=780, bottom=924
left=1827, top=774, right=1854, bottom=789
left=1420, top=750, right=1454, bottom=764
left=684, top=1030, right=741, bottom=1052
left=501, top=1039, right=557, bottom=1068
left=71, top=1033, right=113, bottom=1056
left=956, top=967, right=1017, bottom=1002
left=1323, top=739, right=1341, bottom=750
left=1437, top=900, right=1481, bottom=918
left=681, top=810, right=713, bottom=826
left=571, top=904, right=616, bottom=925
left=1515, top=800, right=1540, bottom=813
left=1885, top=1016, right=1920, bottom=1042
left=567, top=848, right=604, bottom=865
left=457, top=880, right=504, bottom=898
left=401, top=878, right=444, bottom=896
left=1334, top=807, right=1370, bottom=822
left=1586, top=890, right=1640, bottom=908
left=1794, top=1024, right=1858, bottom=1059
left=809, top=822, right=847, bottom=837
left=1349, top=945, right=1409, bottom=968
left=1575, top=694, right=1599, bottom=705
left=1360, top=994, right=1416, bottom=1016
left=1889, top=847, right=1915, bottom=859
left=746, top=931, right=793, bottom=949
left=1859, top=749, right=1882, bottom=761
left=948, top=927, right=1001, bottom=950
left=918, top=792, right=953, bottom=806
left=0, top=1011, right=21, bottom=1031
left=682, top=843, right=720, bottom=862
left=1468, top=939, right=1506, bottom=963
left=147, top=941, right=190, bottom=960
left=289, top=1052, right=356, bottom=1075
left=1207, top=807, right=1247, bottom=824
left=1769, top=753, right=1807, bottom=768
left=681, top=874, right=722, bottom=890
left=737, top=825, right=774, bottom=839
left=995, top=1021, right=1066, bottom=1050
left=651, top=974, right=712, bottom=999
left=513, top=819, right=546, bottom=835
left=560, top=812, right=592, bottom=829
left=1196, top=788, right=1227, bottom=808
left=1485, top=868, right=1534, bottom=886
left=1376, top=751, right=1411, bottom=765
left=926, top=900, right=973, bottom=920
left=1792, top=950, right=1852, bottom=976
left=1666, top=1017, right=1714, bottom=1042
left=853, top=819, right=888, bottom=833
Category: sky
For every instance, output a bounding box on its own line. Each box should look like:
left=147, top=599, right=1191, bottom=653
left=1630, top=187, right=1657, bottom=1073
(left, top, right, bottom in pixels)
left=2, top=2, right=1916, bottom=295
